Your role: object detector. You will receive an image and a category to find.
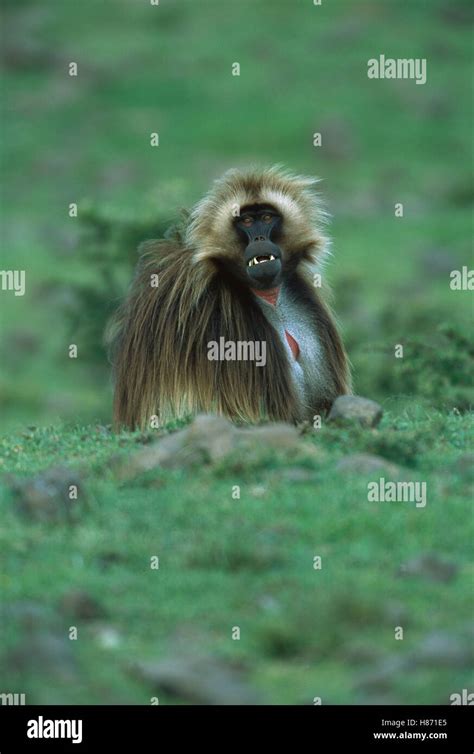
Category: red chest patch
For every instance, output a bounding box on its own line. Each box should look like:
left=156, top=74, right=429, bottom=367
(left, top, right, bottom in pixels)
left=252, top=287, right=301, bottom=361
left=284, top=330, right=300, bottom=359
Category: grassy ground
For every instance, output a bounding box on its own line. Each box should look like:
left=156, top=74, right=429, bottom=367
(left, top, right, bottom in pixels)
left=1, top=405, right=473, bottom=704
left=1, top=0, right=473, bottom=704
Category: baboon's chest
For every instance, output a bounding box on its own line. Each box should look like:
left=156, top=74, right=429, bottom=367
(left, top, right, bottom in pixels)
left=253, top=285, right=332, bottom=409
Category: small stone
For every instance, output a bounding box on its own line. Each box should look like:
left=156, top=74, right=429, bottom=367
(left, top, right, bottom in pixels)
left=328, top=395, right=383, bottom=428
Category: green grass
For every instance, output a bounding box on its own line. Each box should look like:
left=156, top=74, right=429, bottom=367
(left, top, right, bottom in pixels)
left=1, top=408, right=472, bottom=704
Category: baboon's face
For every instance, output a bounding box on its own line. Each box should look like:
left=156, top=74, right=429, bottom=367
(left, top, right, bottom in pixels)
left=234, top=204, right=283, bottom=290
left=188, top=168, right=328, bottom=280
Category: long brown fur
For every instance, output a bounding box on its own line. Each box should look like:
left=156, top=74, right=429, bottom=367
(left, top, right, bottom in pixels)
left=108, top=166, right=351, bottom=429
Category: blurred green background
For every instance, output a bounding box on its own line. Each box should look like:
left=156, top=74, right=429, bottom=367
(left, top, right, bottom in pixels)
left=0, top=0, right=473, bottom=706
left=1, top=0, right=472, bottom=428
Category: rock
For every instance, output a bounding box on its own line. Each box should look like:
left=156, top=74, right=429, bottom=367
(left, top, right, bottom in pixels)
left=397, top=553, right=458, bottom=583
left=7, top=466, right=86, bottom=522
left=186, top=415, right=239, bottom=462
left=240, top=422, right=300, bottom=447
left=117, top=414, right=306, bottom=478
left=328, top=396, right=383, bottom=428
left=130, top=656, right=261, bottom=705
left=116, top=415, right=234, bottom=476
left=336, top=453, right=402, bottom=478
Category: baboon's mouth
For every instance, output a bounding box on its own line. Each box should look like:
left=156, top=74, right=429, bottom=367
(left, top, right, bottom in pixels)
left=244, top=242, right=282, bottom=289
left=247, top=254, right=276, bottom=267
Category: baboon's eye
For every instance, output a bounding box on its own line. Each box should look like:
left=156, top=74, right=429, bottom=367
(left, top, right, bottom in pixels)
left=241, top=216, right=254, bottom=227
left=262, top=214, right=273, bottom=223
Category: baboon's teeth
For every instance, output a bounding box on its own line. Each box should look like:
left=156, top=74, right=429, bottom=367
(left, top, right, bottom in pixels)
left=248, top=255, right=275, bottom=267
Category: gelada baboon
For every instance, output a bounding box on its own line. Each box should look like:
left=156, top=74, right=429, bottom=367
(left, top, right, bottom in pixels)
left=108, top=166, right=351, bottom=429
